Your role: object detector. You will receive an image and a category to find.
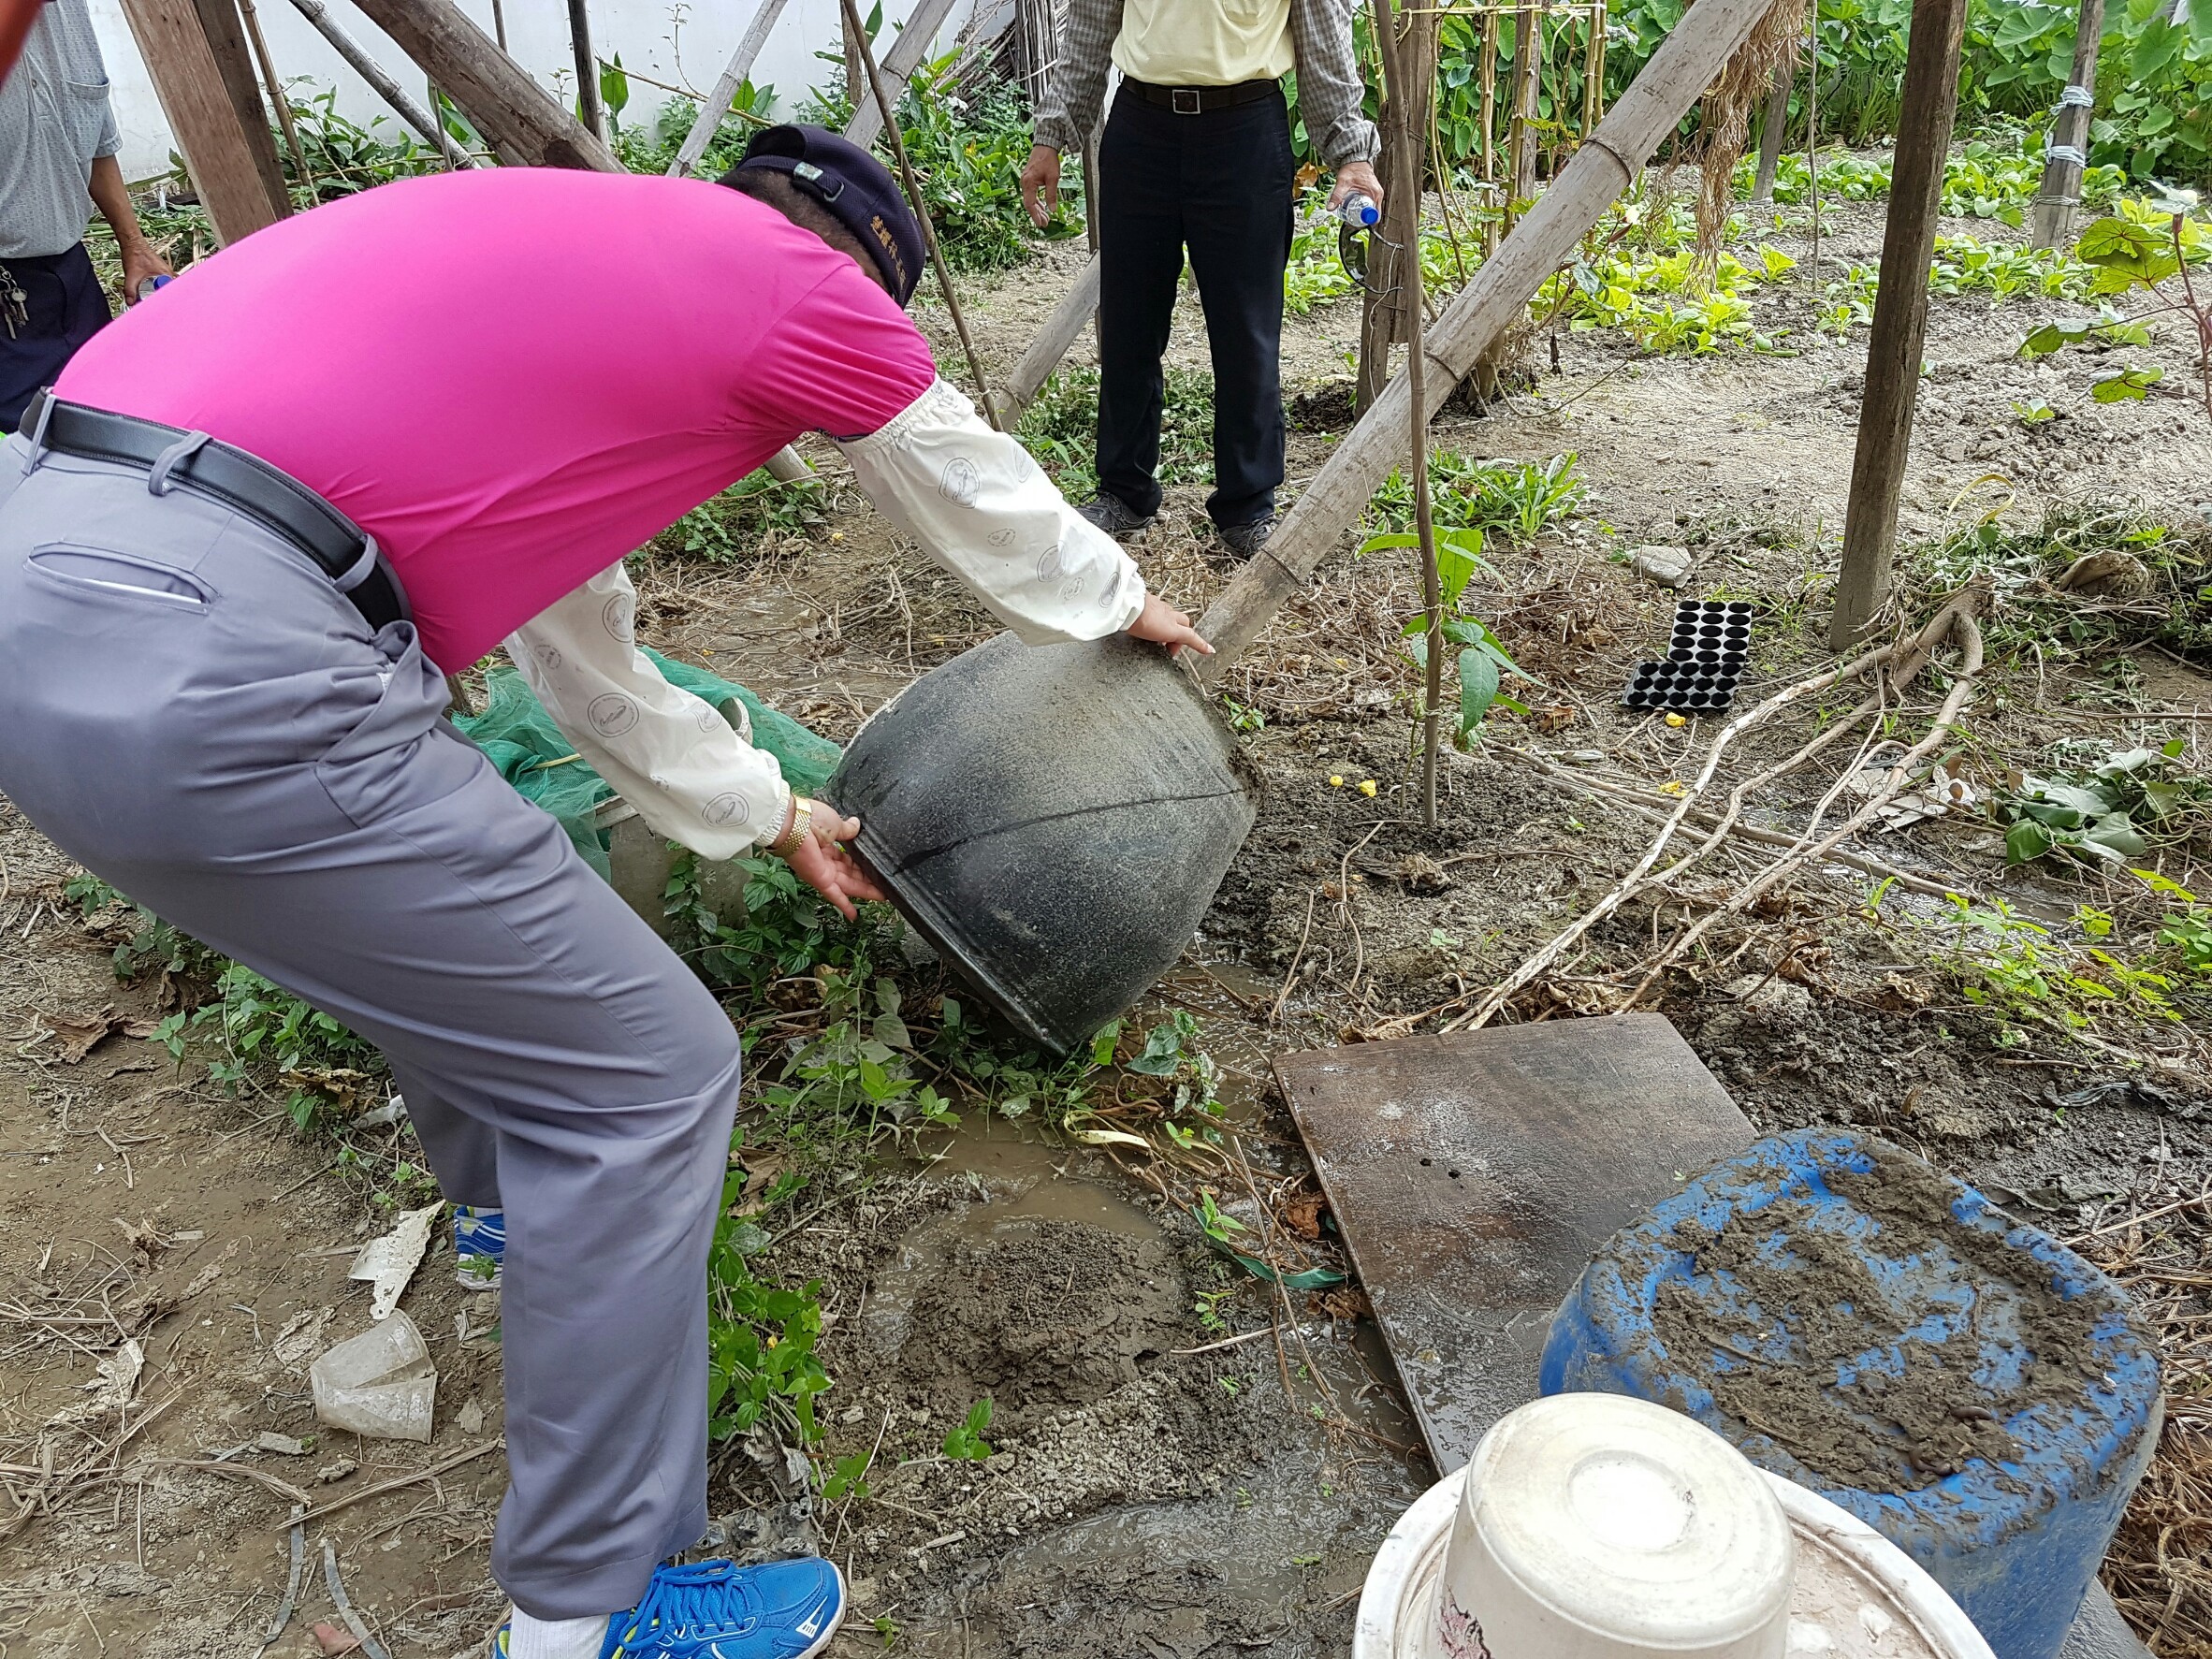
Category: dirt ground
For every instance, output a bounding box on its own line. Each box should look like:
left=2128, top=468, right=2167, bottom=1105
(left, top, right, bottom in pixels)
left=3, top=172, right=2210, bottom=1658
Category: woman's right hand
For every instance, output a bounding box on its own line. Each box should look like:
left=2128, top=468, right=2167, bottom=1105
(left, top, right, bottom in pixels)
left=775, top=798, right=885, bottom=921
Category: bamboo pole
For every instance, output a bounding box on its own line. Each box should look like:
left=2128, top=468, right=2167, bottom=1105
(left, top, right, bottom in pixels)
left=567, top=0, right=603, bottom=139
left=345, top=0, right=618, bottom=169
left=234, top=0, right=315, bottom=198
left=841, top=0, right=961, bottom=151
left=1190, top=0, right=1783, bottom=678
left=1478, top=7, right=1500, bottom=255
left=1580, top=0, right=1604, bottom=138
left=1806, top=3, right=1821, bottom=284
left=2030, top=0, right=2105, bottom=251
left=1506, top=0, right=1538, bottom=228
left=284, top=0, right=471, bottom=166
left=666, top=0, right=792, bottom=178
left=837, top=0, right=1002, bottom=429
left=1831, top=0, right=1971, bottom=648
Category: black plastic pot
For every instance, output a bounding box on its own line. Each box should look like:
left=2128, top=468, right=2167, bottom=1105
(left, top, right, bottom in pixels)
left=826, top=631, right=1259, bottom=1055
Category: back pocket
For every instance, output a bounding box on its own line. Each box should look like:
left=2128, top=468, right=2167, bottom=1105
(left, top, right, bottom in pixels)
left=26, top=545, right=214, bottom=610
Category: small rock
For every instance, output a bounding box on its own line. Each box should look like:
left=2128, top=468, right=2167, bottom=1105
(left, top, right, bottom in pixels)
left=255, top=1431, right=309, bottom=1456
left=315, top=1458, right=358, bottom=1484
left=1629, top=545, right=1694, bottom=589
left=455, top=1398, right=486, bottom=1435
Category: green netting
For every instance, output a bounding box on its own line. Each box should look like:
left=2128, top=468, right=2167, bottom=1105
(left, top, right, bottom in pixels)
left=452, top=647, right=842, bottom=879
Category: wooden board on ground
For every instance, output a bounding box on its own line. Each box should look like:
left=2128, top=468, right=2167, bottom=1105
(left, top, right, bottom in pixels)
left=1275, top=1013, right=1753, bottom=1470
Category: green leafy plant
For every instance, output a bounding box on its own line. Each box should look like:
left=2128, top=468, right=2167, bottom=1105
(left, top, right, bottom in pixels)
left=1367, top=449, right=1585, bottom=544
left=823, top=1447, right=876, bottom=1502
left=156, top=963, right=386, bottom=1131
left=1017, top=366, right=1214, bottom=502
left=706, top=1174, right=831, bottom=1444
left=662, top=470, right=829, bottom=561
left=2021, top=194, right=2211, bottom=417
left=1997, top=741, right=2209, bottom=866
left=1194, top=1189, right=1247, bottom=1247
left=940, top=1397, right=995, bottom=1460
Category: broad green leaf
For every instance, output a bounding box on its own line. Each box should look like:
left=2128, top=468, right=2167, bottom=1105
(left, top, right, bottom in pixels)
left=1456, top=648, right=1499, bottom=743
left=2004, top=820, right=2055, bottom=864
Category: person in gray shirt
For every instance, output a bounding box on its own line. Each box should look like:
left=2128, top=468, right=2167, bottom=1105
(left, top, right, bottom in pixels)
left=1, top=0, right=169, bottom=430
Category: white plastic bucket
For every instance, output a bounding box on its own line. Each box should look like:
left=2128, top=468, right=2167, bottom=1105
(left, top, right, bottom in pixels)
left=1356, top=1396, right=1996, bottom=1659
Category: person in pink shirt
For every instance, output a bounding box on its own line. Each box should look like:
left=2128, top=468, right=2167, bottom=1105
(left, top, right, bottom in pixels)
left=0, top=126, right=1207, bottom=1659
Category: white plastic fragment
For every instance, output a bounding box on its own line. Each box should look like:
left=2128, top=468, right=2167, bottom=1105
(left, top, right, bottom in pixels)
left=348, top=1202, right=442, bottom=1321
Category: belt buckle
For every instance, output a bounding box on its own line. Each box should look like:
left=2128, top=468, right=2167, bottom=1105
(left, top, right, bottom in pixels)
left=1171, top=87, right=1201, bottom=115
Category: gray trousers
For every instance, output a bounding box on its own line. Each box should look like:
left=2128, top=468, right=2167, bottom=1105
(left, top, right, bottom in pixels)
left=0, top=436, right=740, bottom=1621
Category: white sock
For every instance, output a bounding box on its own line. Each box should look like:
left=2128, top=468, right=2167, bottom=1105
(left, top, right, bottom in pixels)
left=505, top=1607, right=607, bottom=1659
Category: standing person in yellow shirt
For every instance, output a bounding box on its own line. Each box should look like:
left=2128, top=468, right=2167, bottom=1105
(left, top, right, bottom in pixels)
left=1021, top=0, right=1381, bottom=559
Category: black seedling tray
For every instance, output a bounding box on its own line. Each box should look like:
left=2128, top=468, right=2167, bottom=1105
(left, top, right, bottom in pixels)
left=1622, top=599, right=1754, bottom=712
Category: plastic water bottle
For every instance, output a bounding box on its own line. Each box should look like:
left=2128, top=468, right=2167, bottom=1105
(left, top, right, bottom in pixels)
left=134, top=273, right=173, bottom=302
left=1337, top=191, right=1380, bottom=229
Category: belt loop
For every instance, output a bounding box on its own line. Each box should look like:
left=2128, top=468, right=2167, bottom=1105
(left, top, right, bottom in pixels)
left=332, top=533, right=382, bottom=593
left=147, top=429, right=212, bottom=496
left=1172, top=87, right=1201, bottom=114
left=22, top=388, right=58, bottom=472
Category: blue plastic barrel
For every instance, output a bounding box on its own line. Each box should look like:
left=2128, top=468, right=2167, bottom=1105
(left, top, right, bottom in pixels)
left=1539, top=1130, right=2161, bottom=1659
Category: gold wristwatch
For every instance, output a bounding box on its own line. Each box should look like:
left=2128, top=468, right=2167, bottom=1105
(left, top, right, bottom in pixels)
left=770, top=796, right=815, bottom=858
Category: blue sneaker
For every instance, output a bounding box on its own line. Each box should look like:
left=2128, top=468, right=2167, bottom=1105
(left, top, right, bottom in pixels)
left=491, top=1558, right=846, bottom=1658
left=453, top=1204, right=504, bottom=1290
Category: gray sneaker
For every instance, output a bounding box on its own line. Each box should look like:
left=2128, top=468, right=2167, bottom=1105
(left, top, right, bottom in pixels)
left=1218, top=515, right=1276, bottom=560
left=1078, top=494, right=1156, bottom=539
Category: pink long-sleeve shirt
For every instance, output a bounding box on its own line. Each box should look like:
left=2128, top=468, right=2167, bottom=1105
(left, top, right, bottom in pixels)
left=57, top=167, right=937, bottom=670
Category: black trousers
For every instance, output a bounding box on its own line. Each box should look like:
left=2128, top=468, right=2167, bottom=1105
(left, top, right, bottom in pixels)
left=0, top=243, right=112, bottom=434
left=1095, top=83, right=1295, bottom=531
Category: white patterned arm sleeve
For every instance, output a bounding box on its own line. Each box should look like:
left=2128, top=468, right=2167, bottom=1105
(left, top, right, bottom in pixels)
left=833, top=378, right=1148, bottom=647
left=504, top=563, right=792, bottom=860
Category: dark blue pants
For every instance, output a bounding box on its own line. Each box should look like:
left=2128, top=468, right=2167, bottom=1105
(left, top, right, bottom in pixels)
left=1095, top=84, right=1295, bottom=532
left=0, top=242, right=112, bottom=433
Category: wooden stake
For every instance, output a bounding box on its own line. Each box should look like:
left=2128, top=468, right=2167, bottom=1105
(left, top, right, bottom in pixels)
left=119, top=0, right=289, bottom=243
left=2030, top=0, right=2105, bottom=251
left=1751, top=60, right=1787, bottom=203
left=1831, top=0, right=1971, bottom=650
left=666, top=0, right=791, bottom=178
left=234, top=0, right=314, bottom=199
left=567, top=0, right=603, bottom=139
left=838, top=0, right=1002, bottom=429
left=1805, top=4, right=1821, bottom=284
left=1189, top=0, right=1783, bottom=679
left=347, top=0, right=618, bottom=168
left=191, top=0, right=291, bottom=211
left=1375, top=0, right=1444, bottom=829
left=284, top=0, right=471, bottom=165
left=1002, top=256, right=1102, bottom=421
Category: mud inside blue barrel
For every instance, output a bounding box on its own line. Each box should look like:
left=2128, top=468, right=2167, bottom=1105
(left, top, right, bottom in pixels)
left=1641, top=1136, right=2149, bottom=1493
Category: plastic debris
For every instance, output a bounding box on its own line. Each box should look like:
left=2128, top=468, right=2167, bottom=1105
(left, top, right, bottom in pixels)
left=348, top=1202, right=441, bottom=1321
left=47, top=1338, right=141, bottom=1426
left=1628, top=544, right=1695, bottom=588
left=311, top=1312, right=437, bottom=1443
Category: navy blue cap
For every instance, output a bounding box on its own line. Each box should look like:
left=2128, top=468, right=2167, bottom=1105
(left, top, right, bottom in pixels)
left=726, top=124, right=924, bottom=308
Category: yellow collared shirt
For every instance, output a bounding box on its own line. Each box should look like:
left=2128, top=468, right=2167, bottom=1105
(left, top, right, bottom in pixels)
left=1113, top=0, right=1296, bottom=87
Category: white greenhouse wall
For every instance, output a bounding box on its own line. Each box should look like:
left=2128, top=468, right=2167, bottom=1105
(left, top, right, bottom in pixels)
left=86, top=0, right=977, bottom=182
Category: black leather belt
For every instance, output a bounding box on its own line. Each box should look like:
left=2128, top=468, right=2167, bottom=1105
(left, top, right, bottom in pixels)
left=1124, top=77, right=1281, bottom=115
left=17, top=387, right=407, bottom=632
